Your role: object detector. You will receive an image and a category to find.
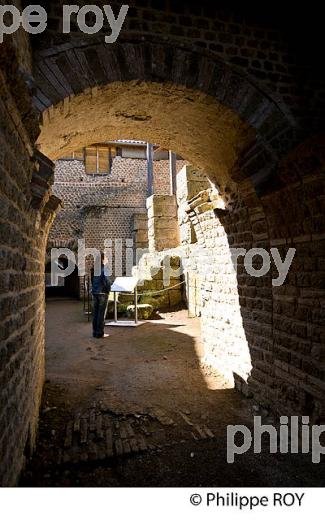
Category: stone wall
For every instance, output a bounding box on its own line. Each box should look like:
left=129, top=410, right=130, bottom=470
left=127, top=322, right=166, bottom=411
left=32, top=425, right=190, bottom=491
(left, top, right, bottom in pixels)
left=50, top=156, right=324, bottom=419
left=141, top=166, right=253, bottom=383
left=37, top=2, right=325, bottom=136
left=48, top=156, right=186, bottom=285
left=140, top=162, right=325, bottom=419
left=133, top=213, right=149, bottom=250
left=257, top=136, right=325, bottom=418
left=184, top=187, right=255, bottom=387
left=147, top=194, right=180, bottom=251
left=177, top=166, right=211, bottom=246
left=136, top=254, right=184, bottom=310
left=1, top=0, right=325, bottom=487
left=0, top=41, right=60, bottom=485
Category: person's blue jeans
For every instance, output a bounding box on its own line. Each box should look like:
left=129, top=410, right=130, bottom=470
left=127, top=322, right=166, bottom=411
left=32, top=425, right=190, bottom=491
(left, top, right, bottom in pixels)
left=92, top=293, right=108, bottom=337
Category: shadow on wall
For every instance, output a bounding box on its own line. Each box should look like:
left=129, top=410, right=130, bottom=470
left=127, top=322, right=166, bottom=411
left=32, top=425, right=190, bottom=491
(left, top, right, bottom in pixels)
left=204, top=136, right=325, bottom=421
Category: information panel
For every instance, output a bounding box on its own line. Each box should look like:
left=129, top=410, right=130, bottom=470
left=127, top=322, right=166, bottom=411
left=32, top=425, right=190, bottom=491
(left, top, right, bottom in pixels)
left=110, top=277, right=138, bottom=293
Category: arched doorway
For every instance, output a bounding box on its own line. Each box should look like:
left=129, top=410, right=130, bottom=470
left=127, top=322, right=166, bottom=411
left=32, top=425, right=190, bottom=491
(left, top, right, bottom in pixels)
left=1, top=8, right=324, bottom=485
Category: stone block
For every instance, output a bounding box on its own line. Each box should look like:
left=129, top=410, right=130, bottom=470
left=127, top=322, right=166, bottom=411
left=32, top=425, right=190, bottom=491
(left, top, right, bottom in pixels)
left=133, top=214, right=148, bottom=231
left=150, top=238, right=179, bottom=251
left=148, top=216, right=178, bottom=231
left=135, top=229, right=148, bottom=243
left=169, top=289, right=183, bottom=307
left=147, top=204, right=177, bottom=219
left=140, top=292, right=170, bottom=309
left=147, top=194, right=178, bottom=218
left=127, top=304, right=154, bottom=320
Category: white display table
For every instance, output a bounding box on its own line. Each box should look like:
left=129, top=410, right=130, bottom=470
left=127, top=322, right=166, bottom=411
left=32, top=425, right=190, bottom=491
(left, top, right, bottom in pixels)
left=105, top=277, right=142, bottom=327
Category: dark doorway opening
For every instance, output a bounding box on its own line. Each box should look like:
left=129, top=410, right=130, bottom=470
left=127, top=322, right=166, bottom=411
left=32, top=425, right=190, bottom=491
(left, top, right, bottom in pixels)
left=45, top=258, right=80, bottom=299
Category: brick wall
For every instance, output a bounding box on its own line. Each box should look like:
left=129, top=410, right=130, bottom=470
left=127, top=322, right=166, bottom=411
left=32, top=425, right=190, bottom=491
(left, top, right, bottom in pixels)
left=0, top=40, right=59, bottom=485
left=37, top=2, right=325, bottom=136
left=1, top=0, right=325, bottom=487
left=48, top=155, right=186, bottom=284
left=258, top=136, right=325, bottom=417
left=142, top=162, right=325, bottom=419
left=153, top=159, right=187, bottom=195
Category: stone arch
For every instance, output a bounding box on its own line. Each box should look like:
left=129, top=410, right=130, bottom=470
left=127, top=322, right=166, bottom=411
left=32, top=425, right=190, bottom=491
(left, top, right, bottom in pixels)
left=37, top=80, right=255, bottom=186
left=33, top=41, right=294, bottom=193
left=33, top=40, right=325, bottom=416
left=1, top=6, right=324, bottom=486
left=34, top=54, right=270, bottom=392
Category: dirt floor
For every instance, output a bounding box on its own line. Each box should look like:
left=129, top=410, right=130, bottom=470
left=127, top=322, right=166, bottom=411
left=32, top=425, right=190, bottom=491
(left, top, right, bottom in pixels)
left=20, top=299, right=325, bottom=487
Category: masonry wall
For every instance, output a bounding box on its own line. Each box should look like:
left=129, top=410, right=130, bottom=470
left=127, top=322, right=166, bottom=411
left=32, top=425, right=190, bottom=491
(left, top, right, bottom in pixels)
left=38, top=2, right=325, bottom=136
left=50, top=155, right=325, bottom=418
left=1, top=1, right=324, bottom=488
left=49, top=157, right=147, bottom=251
left=0, top=45, right=59, bottom=485
left=48, top=156, right=186, bottom=283
left=141, top=163, right=325, bottom=420
left=258, top=137, right=325, bottom=418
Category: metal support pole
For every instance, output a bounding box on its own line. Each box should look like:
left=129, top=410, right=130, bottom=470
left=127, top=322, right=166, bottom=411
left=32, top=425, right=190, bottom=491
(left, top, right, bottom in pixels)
left=87, top=275, right=90, bottom=322
left=114, top=292, right=117, bottom=322
left=134, top=287, right=138, bottom=324
left=146, top=142, right=154, bottom=197
left=83, top=275, right=86, bottom=314
left=108, top=146, right=112, bottom=175
left=169, top=150, right=177, bottom=195
left=104, top=293, right=109, bottom=322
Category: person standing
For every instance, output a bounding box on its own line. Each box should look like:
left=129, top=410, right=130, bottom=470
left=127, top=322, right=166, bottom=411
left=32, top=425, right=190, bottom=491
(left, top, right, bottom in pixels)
left=91, top=253, right=111, bottom=338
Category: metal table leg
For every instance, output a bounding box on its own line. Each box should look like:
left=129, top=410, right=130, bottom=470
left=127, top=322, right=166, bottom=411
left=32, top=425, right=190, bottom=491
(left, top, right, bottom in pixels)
left=114, top=292, right=117, bottom=322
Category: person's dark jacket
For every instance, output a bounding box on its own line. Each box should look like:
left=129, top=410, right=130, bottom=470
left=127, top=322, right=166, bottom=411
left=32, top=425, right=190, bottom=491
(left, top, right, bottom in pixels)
left=91, top=265, right=111, bottom=294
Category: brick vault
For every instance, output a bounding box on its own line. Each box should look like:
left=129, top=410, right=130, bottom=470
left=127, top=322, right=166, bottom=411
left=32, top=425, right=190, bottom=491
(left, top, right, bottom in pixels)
left=0, top=1, right=324, bottom=485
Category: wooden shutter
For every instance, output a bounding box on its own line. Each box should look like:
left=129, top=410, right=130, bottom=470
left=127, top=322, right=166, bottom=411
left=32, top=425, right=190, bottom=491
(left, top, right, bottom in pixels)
left=97, top=145, right=109, bottom=174
left=85, top=146, right=97, bottom=174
